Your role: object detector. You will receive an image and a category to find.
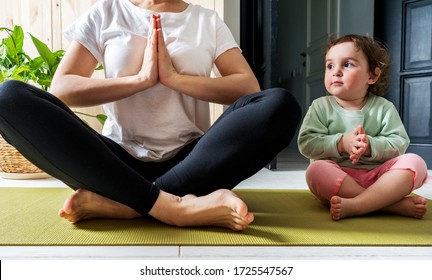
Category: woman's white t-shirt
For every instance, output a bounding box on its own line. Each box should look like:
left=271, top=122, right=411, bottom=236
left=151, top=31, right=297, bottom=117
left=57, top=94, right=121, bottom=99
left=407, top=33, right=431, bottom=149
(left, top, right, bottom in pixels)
left=63, top=0, right=238, bottom=161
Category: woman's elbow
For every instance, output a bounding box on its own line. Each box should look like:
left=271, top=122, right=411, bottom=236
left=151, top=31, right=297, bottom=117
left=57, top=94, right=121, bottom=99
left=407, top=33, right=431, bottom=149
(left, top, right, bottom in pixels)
left=50, top=82, right=64, bottom=99
left=249, top=82, right=261, bottom=93
left=50, top=79, right=74, bottom=105
left=242, top=75, right=261, bottom=95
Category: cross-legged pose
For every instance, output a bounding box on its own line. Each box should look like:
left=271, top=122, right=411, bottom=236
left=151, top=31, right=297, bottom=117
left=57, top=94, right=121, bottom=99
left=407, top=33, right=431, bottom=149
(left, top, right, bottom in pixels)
left=0, top=0, right=301, bottom=231
left=298, top=34, right=428, bottom=221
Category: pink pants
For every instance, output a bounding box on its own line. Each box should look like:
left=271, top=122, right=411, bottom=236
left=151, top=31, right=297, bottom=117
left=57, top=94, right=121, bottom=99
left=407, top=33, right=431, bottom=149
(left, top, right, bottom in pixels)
left=305, top=153, right=428, bottom=202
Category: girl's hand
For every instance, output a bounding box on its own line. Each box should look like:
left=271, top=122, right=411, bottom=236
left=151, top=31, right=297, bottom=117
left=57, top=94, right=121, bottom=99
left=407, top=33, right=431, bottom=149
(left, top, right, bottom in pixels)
left=338, top=130, right=357, bottom=155
left=349, top=125, right=370, bottom=164
left=139, top=14, right=159, bottom=88
left=337, top=124, right=370, bottom=164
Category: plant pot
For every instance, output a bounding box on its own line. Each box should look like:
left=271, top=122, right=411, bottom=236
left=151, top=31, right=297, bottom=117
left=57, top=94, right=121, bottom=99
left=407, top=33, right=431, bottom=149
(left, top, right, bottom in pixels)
left=0, top=135, right=50, bottom=180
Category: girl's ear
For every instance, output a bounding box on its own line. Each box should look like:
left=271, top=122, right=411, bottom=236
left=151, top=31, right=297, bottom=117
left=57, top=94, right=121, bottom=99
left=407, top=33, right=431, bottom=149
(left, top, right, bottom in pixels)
left=368, top=67, right=381, bottom=85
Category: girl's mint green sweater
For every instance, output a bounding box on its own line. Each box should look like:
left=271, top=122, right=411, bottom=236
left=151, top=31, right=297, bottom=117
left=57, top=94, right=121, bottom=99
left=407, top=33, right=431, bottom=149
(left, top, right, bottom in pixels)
left=297, top=94, right=410, bottom=170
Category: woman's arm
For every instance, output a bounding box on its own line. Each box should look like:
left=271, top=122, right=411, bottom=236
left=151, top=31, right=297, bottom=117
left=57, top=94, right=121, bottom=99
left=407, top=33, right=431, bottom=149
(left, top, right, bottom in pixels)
left=51, top=17, right=159, bottom=107
left=157, top=27, right=260, bottom=105
left=51, top=42, right=140, bottom=107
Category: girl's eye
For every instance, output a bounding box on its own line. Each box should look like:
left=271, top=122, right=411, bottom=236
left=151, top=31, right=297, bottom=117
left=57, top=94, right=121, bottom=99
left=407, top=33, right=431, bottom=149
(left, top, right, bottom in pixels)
left=344, top=62, right=354, bottom=68
left=326, top=64, right=334, bottom=70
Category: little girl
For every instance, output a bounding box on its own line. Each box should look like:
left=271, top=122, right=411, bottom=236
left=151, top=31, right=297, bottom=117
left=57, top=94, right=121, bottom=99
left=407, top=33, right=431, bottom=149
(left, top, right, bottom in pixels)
left=298, top=34, right=428, bottom=220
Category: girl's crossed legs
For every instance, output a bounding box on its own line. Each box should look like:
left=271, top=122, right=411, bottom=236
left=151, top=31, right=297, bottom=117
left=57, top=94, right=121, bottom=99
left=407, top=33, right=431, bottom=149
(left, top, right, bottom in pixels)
left=306, top=154, right=428, bottom=220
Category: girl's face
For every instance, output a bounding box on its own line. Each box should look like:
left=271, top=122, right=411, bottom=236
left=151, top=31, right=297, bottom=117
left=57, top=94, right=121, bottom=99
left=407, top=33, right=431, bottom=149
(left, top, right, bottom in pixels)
left=324, top=42, right=378, bottom=106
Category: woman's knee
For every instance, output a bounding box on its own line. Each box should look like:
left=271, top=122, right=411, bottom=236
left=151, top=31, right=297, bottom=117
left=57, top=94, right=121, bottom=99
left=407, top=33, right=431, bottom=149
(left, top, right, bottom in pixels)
left=0, top=80, right=33, bottom=108
left=262, top=88, right=302, bottom=123
left=0, top=80, right=29, bottom=93
left=259, top=88, right=302, bottom=146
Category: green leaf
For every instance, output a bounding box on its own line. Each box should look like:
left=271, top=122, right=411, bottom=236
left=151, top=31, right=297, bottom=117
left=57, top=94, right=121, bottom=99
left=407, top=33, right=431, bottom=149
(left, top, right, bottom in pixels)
left=96, top=114, right=107, bottom=125
left=12, top=26, right=24, bottom=53
left=80, top=119, right=89, bottom=126
left=29, top=56, right=44, bottom=70
left=35, top=75, right=52, bottom=90
left=0, top=43, right=6, bottom=58
left=11, top=65, right=34, bottom=82
left=53, top=49, right=65, bottom=58
left=0, top=27, right=13, bottom=33
left=28, top=33, right=56, bottom=74
left=2, top=26, right=24, bottom=65
left=72, top=111, right=107, bottom=125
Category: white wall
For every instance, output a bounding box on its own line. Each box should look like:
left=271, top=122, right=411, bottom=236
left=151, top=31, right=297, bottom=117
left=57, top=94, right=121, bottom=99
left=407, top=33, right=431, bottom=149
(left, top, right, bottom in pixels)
left=223, top=0, right=240, bottom=44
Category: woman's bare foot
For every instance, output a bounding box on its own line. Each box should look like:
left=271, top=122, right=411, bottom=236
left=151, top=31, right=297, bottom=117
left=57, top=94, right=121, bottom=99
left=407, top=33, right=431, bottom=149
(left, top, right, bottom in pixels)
left=58, top=189, right=141, bottom=223
left=330, top=195, right=428, bottom=221
left=59, top=188, right=254, bottom=231
left=149, top=189, right=254, bottom=231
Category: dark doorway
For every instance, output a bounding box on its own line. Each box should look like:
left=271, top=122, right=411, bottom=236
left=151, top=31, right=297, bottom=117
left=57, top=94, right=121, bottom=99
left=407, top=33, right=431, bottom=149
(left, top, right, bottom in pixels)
left=240, top=0, right=280, bottom=169
left=240, top=0, right=279, bottom=90
left=375, top=0, right=432, bottom=167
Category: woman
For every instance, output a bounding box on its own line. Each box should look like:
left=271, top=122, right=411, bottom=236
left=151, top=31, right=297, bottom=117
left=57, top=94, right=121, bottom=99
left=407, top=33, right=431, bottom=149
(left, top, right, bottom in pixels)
left=0, top=0, right=301, bottom=231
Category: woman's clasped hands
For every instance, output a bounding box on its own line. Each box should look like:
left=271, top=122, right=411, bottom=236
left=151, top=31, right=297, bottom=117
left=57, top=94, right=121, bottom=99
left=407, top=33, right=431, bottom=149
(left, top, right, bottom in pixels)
left=139, top=14, right=177, bottom=89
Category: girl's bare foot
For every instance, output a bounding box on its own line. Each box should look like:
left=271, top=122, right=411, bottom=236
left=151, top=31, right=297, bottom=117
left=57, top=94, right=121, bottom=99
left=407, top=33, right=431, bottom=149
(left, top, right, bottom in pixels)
left=149, top=189, right=254, bottom=231
left=58, top=189, right=141, bottom=222
left=330, top=195, right=428, bottom=221
left=330, top=196, right=351, bottom=221
left=382, top=196, right=427, bottom=219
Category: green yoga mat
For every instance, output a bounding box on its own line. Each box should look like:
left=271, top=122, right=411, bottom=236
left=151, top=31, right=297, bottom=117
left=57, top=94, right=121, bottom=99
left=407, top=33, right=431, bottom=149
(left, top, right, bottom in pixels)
left=0, top=188, right=431, bottom=246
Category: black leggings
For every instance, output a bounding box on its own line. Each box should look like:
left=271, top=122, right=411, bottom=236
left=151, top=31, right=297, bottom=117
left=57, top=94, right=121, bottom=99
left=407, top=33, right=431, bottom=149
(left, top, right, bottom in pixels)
left=0, top=80, right=301, bottom=215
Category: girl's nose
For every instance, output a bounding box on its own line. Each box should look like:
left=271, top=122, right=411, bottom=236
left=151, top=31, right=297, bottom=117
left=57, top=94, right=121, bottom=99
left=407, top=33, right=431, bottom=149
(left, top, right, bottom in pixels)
left=333, top=67, right=342, bottom=76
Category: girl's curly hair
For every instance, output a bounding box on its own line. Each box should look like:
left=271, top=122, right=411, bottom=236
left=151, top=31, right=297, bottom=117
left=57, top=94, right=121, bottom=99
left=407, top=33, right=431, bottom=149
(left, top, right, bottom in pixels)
left=326, top=34, right=391, bottom=96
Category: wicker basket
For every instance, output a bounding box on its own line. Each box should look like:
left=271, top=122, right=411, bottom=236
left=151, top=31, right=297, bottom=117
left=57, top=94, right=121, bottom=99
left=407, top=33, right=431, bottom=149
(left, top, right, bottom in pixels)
left=0, top=135, right=50, bottom=179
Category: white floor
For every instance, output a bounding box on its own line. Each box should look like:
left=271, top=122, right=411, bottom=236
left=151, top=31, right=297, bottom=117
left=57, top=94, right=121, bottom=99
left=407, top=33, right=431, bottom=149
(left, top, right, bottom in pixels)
left=1, top=168, right=432, bottom=260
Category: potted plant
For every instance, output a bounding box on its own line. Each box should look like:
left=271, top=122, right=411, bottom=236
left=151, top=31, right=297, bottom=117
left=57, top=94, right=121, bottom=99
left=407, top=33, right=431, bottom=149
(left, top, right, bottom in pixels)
left=0, top=25, right=106, bottom=179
